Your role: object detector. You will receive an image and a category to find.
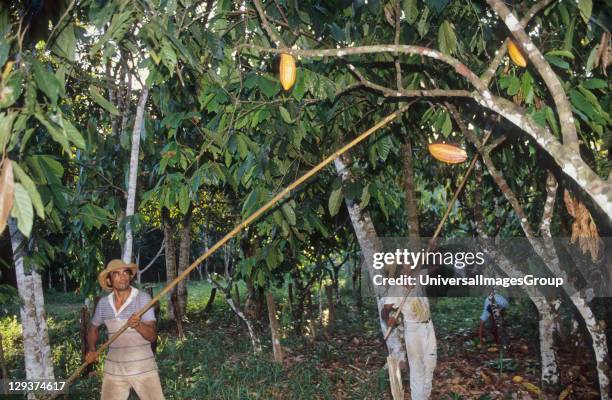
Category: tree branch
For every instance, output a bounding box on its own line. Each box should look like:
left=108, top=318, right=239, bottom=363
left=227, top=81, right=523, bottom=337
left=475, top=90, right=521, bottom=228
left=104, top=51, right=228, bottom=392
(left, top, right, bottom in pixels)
left=480, top=0, right=555, bottom=86
left=486, top=0, right=579, bottom=152
left=252, top=0, right=285, bottom=48
left=540, top=171, right=558, bottom=238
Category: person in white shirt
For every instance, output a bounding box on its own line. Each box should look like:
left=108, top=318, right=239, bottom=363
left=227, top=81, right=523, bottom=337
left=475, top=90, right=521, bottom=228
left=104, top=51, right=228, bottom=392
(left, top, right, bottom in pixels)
left=86, top=259, right=165, bottom=400
left=382, top=285, right=436, bottom=400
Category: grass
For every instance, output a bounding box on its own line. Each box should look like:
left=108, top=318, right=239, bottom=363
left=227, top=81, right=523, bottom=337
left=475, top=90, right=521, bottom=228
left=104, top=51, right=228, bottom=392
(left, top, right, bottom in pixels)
left=0, top=278, right=560, bottom=399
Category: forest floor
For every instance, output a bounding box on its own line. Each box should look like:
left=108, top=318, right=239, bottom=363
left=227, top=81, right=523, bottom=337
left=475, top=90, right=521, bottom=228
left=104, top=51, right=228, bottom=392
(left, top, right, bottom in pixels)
left=0, top=280, right=604, bottom=399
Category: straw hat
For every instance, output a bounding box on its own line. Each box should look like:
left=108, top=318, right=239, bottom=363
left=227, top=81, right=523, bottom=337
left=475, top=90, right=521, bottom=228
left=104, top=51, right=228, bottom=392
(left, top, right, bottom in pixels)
left=98, top=259, right=137, bottom=291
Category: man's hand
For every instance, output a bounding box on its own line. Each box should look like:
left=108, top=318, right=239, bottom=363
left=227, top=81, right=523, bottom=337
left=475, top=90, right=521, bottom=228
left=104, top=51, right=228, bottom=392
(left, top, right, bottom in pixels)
left=387, top=315, right=398, bottom=328
left=85, top=351, right=98, bottom=364
left=128, top=314, right=141, bottom=328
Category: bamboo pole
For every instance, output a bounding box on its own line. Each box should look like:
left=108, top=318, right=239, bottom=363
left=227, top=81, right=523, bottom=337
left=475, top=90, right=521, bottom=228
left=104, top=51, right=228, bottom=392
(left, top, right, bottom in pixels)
left=383, top=129, right=492, bottom=341
left=49, top=103, right=414, bottom=398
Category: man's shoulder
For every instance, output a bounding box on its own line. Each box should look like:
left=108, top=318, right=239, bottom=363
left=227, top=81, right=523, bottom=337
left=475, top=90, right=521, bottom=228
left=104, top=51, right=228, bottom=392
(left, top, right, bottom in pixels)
left=135, top=289, right=152, bottom=302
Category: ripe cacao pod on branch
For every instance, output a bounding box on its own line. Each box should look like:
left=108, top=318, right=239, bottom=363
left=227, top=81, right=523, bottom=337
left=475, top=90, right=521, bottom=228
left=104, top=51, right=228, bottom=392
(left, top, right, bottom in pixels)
left=427, top=143, right=467, bottom=164
left=279, top=54, right=296, bottom=91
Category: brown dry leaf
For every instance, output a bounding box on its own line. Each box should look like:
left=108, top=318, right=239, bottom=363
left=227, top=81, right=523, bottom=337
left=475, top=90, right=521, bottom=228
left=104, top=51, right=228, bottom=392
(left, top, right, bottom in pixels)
left=383, top=3, right=395, bottom=26
left=563, top=190, right=601, bottom=261
left=0, top=159, right=14, bottom=235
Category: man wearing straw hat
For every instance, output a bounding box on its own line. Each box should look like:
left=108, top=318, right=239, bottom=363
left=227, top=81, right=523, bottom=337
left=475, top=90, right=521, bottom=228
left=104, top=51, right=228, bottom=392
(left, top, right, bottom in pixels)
left=85, top=259, right=165, bottom=400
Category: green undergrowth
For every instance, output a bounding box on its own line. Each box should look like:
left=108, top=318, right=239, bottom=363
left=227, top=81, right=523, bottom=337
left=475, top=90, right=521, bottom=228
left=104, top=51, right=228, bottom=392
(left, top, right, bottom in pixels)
left=0, top=280, right=540, bottom=399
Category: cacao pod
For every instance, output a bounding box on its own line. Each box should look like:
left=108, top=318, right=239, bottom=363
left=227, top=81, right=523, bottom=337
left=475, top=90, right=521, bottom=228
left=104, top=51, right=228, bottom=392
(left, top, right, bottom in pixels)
left=508, top=39, right=527, bottom=67
left=279, top=53, right=296, bottom=91
left=428, top=143, right=467, bottom=164
left=511, top=375, right=524, bottom=384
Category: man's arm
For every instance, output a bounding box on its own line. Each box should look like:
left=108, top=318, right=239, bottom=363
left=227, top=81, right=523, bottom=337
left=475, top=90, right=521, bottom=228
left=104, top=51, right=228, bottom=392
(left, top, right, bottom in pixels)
left=85, top=324, right=100, bottom=363
left=128, top=314, right=157, bottom=342
left=381, top=304, right=397, bottom=327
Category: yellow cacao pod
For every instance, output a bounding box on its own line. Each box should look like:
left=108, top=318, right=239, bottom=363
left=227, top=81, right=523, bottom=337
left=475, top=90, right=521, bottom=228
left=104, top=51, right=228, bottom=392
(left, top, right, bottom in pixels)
left=279, top=53, right=296, bottom=91
left=508, top=40, right=527, bottom=67
left=428, top=143, right=468, bottom=164
left=511, top=375, right=524, bottom=384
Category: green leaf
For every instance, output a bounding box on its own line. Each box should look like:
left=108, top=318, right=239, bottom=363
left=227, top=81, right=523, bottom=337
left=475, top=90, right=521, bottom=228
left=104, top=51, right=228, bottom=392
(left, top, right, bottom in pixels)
left=281, top=203, right=296, bottom=225
left=178, top=185, right=190, bottom=214
left=51, top=24, right=76, bottom=61
left=60, top=117, right=86, bottom=149
left=417, top=7, right=430, bottom=37
left=507, top=76, right=520, bottom=96
left=34, top=113, right=70, bottom=153
left=577, top=0, right=592, bottom=24
left=12, top=162, right=44, bottom=218
left=441, top=112, right=452, bottom=137
left=583, top=79, right=607, bottom=90
left=544, top=107, right=560, bottom=137
left=544, top=55, right=570, bottom=70
left=402, top=0, right=419, bottom=24
left=32, top=60, right=60, bottom=104
left=328, top=186, right=343, bottom=216
left=0, top=71, right=22, bottom=108
left=0, top=111, right=16, bottom=151
left=89, top=85, right=120, bottom=116
left=438, top=20, right=456, bottom=55
left=545, top=50, right=575, bottom=60
left=279, top=106, right=294, bottom=124
left=11, top=183, right=33, bottom=237
left=570, top=89, right=595, bottom=118
left=236, top=134, right=248, bottom=159
left=361, top=183, right=371, bottom=207
left=259, top=76, right=280, bottom=98
left=0, top=41, right=9, bottom=67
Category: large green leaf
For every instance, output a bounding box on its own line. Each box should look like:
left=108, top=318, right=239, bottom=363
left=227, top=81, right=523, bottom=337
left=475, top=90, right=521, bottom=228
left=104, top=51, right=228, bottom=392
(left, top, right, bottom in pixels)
left=89, top=86, right=120, bottom=116
left=438, top=20, right=456, bottom=55
left=60, top=116, right=86, bottom=149
left=12, top=162, right=44, bottom=218
left=34, top=113, right=70, bottom=153
left=0, top=111, right=16, bottom=151
left=11, top=183, right=33, bottom=237
left=51, top=24, right=76, bottom=61
left=578, top=0, right=592, bottom=24
left=402, top=0, right=419, bottom=24
left=32, top=60, right=60, bottom=104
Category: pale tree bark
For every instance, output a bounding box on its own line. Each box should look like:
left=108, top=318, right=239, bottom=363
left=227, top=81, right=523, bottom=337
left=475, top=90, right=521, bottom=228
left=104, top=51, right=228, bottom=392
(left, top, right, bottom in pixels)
left=333, top=154, right=406, bottom=363
left=9, top=218, right=54, bottom=390
left=455, top=109, right=609, bottom=398
left=473, top=159, right=560, bottom=387
left=122, top=88, right=149, bottom=264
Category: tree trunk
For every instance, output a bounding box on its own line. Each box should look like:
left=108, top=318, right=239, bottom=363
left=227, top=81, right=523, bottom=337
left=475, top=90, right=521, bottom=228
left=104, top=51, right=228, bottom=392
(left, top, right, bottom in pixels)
left=333, top=155, right=406, bottom=363
left=203, top=287, right=217, bottom=315
left=9, top=219, right=54, bottom=386
left=402, top=137, right=421, bottom=251
left=0, top=332, right=7, bottom=395
left=177, top=206, right=192, bottom=319
left=122, top=88, right=149, bottom=264
left=162, top=207, right=178, bottom=321
left=325, top=284, right=335, bottom=334
left=266, top=292, right=283, bottom=363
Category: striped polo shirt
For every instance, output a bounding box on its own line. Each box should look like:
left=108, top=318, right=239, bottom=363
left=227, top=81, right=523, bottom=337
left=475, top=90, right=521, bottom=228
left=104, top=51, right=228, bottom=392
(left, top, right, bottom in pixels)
left=91, top=287, right=158, bottom=376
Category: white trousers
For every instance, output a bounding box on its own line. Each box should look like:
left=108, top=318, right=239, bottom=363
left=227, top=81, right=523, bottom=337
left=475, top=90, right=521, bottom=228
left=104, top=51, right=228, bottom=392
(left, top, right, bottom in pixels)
left=403, top=320, right=437, bottom=400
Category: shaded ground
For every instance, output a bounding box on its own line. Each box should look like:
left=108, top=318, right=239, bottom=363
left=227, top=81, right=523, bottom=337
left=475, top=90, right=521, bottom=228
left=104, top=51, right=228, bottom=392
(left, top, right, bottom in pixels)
left=0, top=281, right=603, bottom=399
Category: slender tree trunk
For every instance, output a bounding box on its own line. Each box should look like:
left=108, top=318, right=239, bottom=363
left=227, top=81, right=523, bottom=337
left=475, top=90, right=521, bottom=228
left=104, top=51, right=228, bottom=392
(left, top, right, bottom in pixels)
left=162, top=208, right=178, bottom=321
left=266, top=292, right=283, bottom=362
left=402, top=137, right=421, bottom=251
left=122, top=88, right=149, bottom=264
left=9, top=219, right=54, bottom=388
left=177, top=206, right=192, bottom=318
left=203, top=287, right=217, bottom=315
left=325, top=285, right=335, bottom=334
left=333, top=155, right=406, bottom=363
